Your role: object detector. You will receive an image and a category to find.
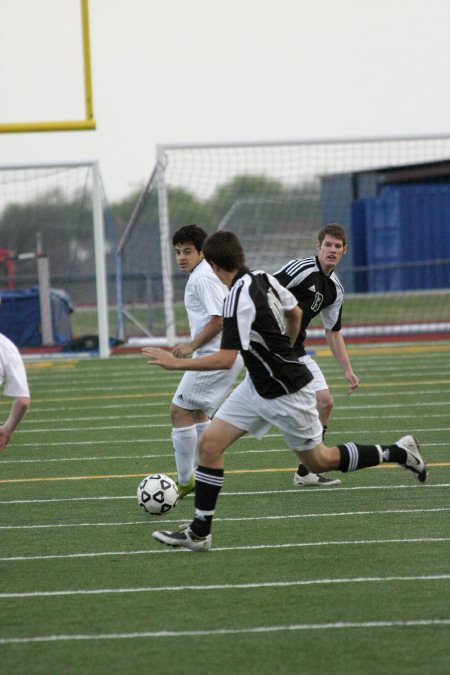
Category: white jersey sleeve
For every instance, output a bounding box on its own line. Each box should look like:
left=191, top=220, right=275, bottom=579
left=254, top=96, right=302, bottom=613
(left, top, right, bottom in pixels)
left=0, top=334, right=30, bottom=398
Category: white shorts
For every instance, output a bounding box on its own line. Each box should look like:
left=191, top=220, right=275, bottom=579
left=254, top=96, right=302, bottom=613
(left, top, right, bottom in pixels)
left=214, top=373, right=323, bottom=451
left=299, top=354, right=328, bottom=392
left=172, top=354, right=243, bottom=418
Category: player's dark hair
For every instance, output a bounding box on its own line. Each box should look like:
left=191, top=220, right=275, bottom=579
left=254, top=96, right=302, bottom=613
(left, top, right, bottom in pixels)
left=172, top=224, right=208, bottom=252
left=203, top=230, right=245, bottom=271
left=318, top=223, right=347, bottom=246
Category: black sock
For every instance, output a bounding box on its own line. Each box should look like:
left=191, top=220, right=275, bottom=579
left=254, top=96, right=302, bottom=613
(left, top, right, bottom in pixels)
left=381, top=444, right=407, bottom=463
left=191, top=465, right=224, bottom=537
left=338, top=443, right=382, bottom=472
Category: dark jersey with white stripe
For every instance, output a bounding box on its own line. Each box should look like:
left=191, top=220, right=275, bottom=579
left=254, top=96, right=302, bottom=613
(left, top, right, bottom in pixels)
left=273, top=256, right=344, bottom=357
left=220, top=267, right=313, bottom=399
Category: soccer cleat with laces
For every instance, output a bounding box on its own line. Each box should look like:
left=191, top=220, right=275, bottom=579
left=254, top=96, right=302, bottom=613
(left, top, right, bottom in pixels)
left=152, top=526, right=211, bottom=551
left=175, top=474, right=195, bottom=499
left=395, top=435, right=428, bottom=483
left=294, top=472, right=341, bottom=487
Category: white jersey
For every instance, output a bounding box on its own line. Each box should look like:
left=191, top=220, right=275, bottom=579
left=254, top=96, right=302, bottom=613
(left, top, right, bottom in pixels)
left=184, top=259, right=227, bottom=356
left=0, top=333, right=30, bottom=398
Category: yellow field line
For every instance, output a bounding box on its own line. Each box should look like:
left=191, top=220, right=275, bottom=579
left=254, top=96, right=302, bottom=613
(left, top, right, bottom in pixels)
left=0, top=463, right=448, bottom=484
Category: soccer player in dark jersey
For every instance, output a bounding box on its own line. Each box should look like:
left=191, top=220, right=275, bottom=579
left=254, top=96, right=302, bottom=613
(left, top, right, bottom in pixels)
left=273, top=223, right=358, bottom=487
left=144, top=231, right=427, bottom=551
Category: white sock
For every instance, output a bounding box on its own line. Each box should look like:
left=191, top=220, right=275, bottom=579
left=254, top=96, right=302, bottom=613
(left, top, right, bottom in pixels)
left=172, top=425, right=197, bottom=484
left=195, top=420, right=211, bottom=468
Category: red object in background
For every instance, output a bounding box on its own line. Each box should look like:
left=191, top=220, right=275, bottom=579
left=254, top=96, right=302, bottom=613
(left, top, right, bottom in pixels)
left=0, top=248, right=14, bottom=288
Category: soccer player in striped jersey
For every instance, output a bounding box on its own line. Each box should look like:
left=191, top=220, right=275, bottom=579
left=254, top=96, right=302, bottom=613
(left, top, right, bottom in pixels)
left=167, top=225, right=243, bottom=498
left=145, top=230, right=427, bottom=551
left=273, top=223, right=359, bottom=487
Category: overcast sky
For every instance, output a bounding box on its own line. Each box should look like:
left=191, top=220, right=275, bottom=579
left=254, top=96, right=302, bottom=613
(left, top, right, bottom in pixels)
left=0, top=0, right=449, bottom=202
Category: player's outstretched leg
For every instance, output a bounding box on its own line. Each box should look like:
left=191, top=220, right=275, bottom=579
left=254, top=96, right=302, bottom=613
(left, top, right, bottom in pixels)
left=337, top=435, right=428, bottom=483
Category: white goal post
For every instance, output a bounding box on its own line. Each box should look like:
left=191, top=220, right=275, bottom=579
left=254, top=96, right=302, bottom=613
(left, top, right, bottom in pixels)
left=0, top=161, right=110, bottom=357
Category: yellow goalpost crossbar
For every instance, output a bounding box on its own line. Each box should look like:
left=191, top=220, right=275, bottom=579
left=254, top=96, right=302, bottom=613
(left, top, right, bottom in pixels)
left=0, top=0, right=96, bottom=133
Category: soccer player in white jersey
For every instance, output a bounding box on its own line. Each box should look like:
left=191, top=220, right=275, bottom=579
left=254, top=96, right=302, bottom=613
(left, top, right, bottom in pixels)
left=273, top=223, right=359, bottom=487
left=0, top=332, right=30, bottom=451
left=168, top=225, right=243, bottom=497
left=144, top=230, right=427, bottom=551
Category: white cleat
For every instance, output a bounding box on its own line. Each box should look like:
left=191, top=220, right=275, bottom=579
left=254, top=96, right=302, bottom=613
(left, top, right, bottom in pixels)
left=294, top=472, right=341, bottom=487
left=152, top=526, right=211, bottom=551
left=395, top=435, right=428, bottom=483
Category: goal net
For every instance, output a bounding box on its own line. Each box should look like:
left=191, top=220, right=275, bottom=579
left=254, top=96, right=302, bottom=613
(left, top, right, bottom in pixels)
left=0, top=162, right=112, bottom=356
left=117, top=136, right=450, bottom=345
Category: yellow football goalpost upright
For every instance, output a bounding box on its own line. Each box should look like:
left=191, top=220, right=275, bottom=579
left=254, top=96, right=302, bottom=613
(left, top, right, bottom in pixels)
left=0, top=1, right=110, bottom=356
left=0, top=0, right=96, bottom=133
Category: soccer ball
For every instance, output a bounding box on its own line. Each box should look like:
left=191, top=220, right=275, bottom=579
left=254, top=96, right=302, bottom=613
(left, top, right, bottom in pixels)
left=137, top=474, right=179, bottom=516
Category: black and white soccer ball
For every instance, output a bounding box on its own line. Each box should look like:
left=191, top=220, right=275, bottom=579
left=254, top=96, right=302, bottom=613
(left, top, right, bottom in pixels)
left=137, top=474, right=179, bottom=516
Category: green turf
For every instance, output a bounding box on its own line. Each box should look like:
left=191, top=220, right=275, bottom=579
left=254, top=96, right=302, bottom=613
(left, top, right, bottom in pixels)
left=0, top=344, right=449, bottom=674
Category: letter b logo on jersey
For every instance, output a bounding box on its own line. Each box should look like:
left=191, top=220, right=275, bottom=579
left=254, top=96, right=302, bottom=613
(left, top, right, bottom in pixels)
left=311, top=291, right=324, bottom=312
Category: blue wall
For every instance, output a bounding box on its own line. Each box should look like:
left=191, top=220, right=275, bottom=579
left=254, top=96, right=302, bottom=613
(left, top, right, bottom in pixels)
left=351, top=182, right=450, bottom=291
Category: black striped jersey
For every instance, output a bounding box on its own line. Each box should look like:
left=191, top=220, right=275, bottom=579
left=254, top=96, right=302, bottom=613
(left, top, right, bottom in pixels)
left=273, top=256, right=344, bottom=357
left=220, top=266, right=313, bottom=399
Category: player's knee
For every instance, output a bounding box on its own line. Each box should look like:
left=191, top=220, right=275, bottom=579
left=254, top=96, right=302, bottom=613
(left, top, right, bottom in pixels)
left=170, top=403, right=193, bottom=427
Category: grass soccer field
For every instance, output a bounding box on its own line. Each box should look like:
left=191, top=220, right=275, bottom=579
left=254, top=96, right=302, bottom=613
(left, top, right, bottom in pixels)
left=0, top=342, right=449, bottom=674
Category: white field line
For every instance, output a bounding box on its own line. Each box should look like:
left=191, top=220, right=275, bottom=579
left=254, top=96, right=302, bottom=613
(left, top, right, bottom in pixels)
left=1, top=483, right=449, bottom=504
left=16, top=423, right=172, bottom=433
left=1, top=574, right=449, bottom=599
left=24, top=383, right=175, bottom=394
left=1, top=537, right=449, bottom=562
left=23, top=413, right=170, bottom=424
left=1, top=619, right=450, bottom=645
left=18, top=407, right=450, bottom=427
left=1, top=507, right=449, bottom=531
left=8, top=387, right=447, bottom=414
left=2, top=441, right=447, bottom=463
left=13, top=424, right=450, bottom=435
left=15, top=398, right=449, bottom=416
left=7, top=438, right=448, bottom=448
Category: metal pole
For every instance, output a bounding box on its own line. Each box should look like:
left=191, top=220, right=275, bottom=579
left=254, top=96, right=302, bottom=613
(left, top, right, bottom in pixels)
left=156, top=146, right=176, bottom=345
left=92, top=162, right=110, bottom=357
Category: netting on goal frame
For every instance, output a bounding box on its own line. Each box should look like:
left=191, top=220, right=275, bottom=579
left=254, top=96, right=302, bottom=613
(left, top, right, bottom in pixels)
left=0, top=162, right=112, bottom=356
left=116, top=135, right=450, bottom=345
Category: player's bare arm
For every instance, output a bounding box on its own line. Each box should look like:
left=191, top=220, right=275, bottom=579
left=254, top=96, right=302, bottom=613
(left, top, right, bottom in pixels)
left=325, top=329, right=360, bottom=395
left=172, top=315, right=223, bottom=358
left=0, top=396, right=30, bottom=451
left=143, top=347, right=238, bottom=371
left=284, top=305, right=302, bottom=347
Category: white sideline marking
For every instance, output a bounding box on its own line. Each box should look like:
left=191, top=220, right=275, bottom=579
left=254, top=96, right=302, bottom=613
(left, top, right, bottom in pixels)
left=17, top=423, right=172, bottom=433
left=2, top=440, right=448, bottom=459
left=1, top=537, right=449, bottom=562
left=1, top=574, right=448, bottom=599
left=1, top=507, right=449, bottom=531
left=19, top=402, right=450, bottom=425
left=14, top=423, right=450, bottom=434
left=0, top=483, right=449, bottom=505
left=0, top=619, right=449, bottom=644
